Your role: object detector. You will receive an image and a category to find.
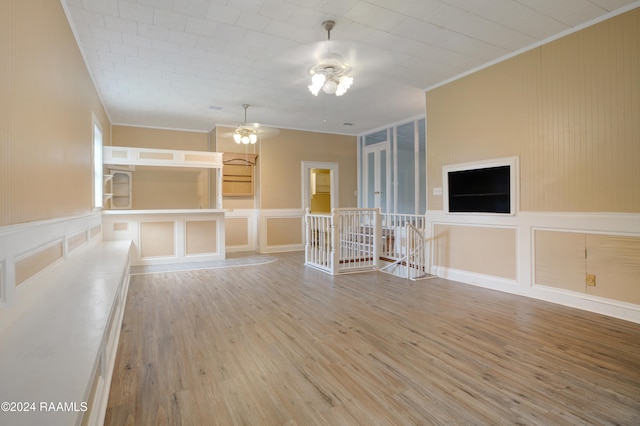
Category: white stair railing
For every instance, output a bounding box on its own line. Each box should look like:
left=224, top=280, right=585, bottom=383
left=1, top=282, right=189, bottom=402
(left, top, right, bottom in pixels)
left=305, top=208, right=380, bottom=274
left=336, top=208, right=379, bottom=273
left=380, top=213, right=427, bottom=260
left=304, top=209, right=335, bottom=273
left=305, top=209, right=431, bottom=279
left=379, top=223, right=435, bottom=280
left=405, top=223, right=434, bottom=280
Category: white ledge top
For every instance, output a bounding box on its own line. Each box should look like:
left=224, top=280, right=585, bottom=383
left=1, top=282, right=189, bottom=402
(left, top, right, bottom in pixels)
left=101, top=209, right=226, bottom=215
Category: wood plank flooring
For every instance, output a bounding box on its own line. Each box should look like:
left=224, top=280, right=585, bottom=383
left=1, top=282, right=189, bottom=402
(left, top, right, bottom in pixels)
left=105, top=251, right=640, bottom=425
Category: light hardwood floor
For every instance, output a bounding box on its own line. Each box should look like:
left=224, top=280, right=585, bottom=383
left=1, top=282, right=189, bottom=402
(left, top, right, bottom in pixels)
left=105, top=251, right=640, bottom=425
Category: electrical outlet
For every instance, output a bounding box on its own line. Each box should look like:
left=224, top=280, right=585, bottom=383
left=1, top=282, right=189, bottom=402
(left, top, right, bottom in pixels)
left=586, top=274, right=596, bottom=287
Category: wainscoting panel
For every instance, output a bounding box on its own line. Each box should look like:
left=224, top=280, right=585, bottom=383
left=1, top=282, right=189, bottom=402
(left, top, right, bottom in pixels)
left=259, top=209, right=305, bottom=253
left=0, top=213, right=102, bottom=330
left=224, top=209, right=258, bottom=253
left=427, top=210, right=640, bottom=324
left=102, top=210, right=225, bottom=265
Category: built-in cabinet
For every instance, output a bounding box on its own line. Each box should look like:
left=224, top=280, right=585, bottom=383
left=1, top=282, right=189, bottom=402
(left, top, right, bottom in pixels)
left=222, top=152, right=257, bottom=197
left=103, top=146, right=224, bottom=210
left=109, top=169, right=132, bottom=209
left=535, top=230, right=640, bottom=305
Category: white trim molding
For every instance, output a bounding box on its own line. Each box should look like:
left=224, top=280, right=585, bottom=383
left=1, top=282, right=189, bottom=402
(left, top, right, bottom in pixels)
left=225, top=209, right=259, bottom=253
left=0, top=213, right=103, bottom=330
left=259, top=209, right=306, bottom=254
left=427, top=210, right=640, bottom=324
left=301, top=161, right=340, bottom=213
left=443, top=156, right=518, bottom=216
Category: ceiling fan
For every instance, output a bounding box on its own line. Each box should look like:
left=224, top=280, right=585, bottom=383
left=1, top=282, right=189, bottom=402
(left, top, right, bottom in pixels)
left=308, top=20, right=353, bottom=96
left=229, top=104, right=278, bottom=145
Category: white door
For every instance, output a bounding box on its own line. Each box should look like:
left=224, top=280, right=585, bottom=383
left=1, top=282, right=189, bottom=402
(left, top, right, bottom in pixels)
left=363, top=143, right=389, bottom=213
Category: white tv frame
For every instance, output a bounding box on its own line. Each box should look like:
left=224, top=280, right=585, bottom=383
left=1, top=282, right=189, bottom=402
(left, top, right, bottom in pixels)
left=442, top=156, right=519, bottom=215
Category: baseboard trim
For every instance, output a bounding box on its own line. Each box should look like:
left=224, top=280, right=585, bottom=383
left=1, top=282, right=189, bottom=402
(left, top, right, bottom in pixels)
left=432, top=266, right=640, bottom=324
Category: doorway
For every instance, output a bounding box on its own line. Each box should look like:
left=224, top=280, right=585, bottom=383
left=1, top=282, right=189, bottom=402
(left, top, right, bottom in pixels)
left=363, top=142, right=389, bottom=212
left=301, top=161, right=339, bottom=214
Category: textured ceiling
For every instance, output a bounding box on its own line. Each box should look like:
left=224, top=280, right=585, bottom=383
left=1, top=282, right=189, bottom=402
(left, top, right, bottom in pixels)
left=61, top=0, right=638, bottom=135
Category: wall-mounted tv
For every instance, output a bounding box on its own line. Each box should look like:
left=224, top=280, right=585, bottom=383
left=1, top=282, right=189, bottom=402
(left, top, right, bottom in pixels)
left=443, top=157, right=518, bottom=215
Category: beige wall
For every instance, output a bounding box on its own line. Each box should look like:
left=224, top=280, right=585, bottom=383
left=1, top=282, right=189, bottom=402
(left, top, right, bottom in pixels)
left=111, top=125, right=208, bottom=151
left=433, top=224, right=517, bottom=280
left=427, top=9, right=639, bottom=316
left=127, top=166, right=210, bottom=210
left=111, top=125, right=211, bottom=210
left=216, top=127, right=357, bottom=210
left=0, top=0, right=111, bottom=226
left=426, top=9, right=640, bottom=213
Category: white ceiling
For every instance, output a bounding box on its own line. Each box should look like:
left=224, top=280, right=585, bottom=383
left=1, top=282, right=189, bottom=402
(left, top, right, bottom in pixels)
left=62, top=0, right=638, bottom=135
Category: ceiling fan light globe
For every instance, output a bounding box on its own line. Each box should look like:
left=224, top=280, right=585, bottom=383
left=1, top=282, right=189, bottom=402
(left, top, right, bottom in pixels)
left=308, top=84, right=321, bottom=96
left=311, top=73, right=325, bottom=86
left=233, top=133, right=242, bottom=143
left=249, top=133, right=257, bottom=144
left=308, top=73, right=325, bottom=96
left=323, top=79, right=338, bottom=95
left=336, top=76, right=353, bottom=96
left=241, top=135, right=250, bottom=144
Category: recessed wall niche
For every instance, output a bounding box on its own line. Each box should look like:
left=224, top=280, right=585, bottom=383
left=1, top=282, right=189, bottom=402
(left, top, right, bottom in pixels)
left=443, top=157, right=518, bottom=215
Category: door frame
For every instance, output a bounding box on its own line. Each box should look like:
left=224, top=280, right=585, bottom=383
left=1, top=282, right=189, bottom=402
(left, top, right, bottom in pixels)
left=363, top=142, right=390, bottom=212
left=301, top=161, right=339, bottom=213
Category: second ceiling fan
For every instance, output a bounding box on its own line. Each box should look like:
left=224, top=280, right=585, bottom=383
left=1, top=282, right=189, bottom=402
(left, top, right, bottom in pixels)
left=230, top=104, right=278, bottom=144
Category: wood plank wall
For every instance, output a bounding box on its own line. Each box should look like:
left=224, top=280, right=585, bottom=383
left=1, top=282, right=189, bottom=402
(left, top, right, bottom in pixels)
left=0, top=0, right=110, bottom=226
left=426, top=9, right=640, bottom=213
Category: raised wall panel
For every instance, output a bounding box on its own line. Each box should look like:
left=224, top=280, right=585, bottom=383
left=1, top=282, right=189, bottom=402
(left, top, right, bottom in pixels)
left=89, top=225, right=101, bottom=239
left=586, top=234, right=640, bottom=304
left=139, top=222, right=175, bottom=258
left=112, top=222, right=128, bottom=232
left=68, top=231, right=87, bottom=253
left=226, top=217, right=249, bottom=247
left=433, top=224, right=517, bottom=280
left=534, top=230, right=586, bottom=292
left=266, top=217, right=303, bottom=247
left=102, top=211, right=225, bottom=265
left=15, top=241, right=64, bottom=285
left=185, top=220, right=217, bottom=255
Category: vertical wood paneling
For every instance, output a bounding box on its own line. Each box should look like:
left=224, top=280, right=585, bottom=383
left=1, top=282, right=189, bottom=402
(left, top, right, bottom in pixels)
left=427, top=8, right=640, bottom=213
left=1, top=0, right=110, bottom=226
left=0, top=1, right=15, bottom=226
